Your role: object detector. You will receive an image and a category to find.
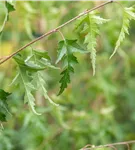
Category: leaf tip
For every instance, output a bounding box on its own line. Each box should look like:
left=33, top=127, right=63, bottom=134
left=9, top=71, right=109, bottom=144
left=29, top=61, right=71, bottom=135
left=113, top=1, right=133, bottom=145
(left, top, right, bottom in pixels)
left=33, top=110, right=42, bottom=116
left=109, top=51, right=115, bottom=59
left=47, top=96, right=59, bottom=106
left=30, top=104, right=42, bottom=115
left=110, top=47, right=118, bottom=59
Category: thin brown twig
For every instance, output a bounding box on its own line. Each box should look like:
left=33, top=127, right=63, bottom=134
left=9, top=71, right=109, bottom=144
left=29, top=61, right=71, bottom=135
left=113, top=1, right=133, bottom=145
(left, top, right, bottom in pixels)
left=114, top=0, right=124, bottom=9
left=126, top=143, right=130, bottom=150
left=0, top=0, right=113, bottom=65
left=107, top=145, right=117, bottom=150
left=57, top=30, right=66, bottom=41
left=0, top=56, right=8, bottom=61
left=82, top=144, right=93, bottom=149
left=81, top=140, right=135, bottom=150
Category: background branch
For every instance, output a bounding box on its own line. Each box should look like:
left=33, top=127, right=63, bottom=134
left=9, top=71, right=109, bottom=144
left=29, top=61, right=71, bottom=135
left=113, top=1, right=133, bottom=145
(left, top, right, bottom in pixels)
left=81, top=140, right=135, bottom=150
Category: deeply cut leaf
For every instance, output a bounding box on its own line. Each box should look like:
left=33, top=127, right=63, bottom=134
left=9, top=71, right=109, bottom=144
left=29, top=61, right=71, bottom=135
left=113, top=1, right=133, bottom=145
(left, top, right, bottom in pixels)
left=32, top=49, right=59, bottom=106
left=110, top=7, right=135, bottom=58
left=56, top=39, right=88, bottom=64
left=56, top=39, right=86, bottom=95
left=13, top=54, right=48, bottom=71
left=75, top=12, right=109, bottom=75
left=19, top=67, right=41, bottom=115
left=58, top=66, right=74, bottom=95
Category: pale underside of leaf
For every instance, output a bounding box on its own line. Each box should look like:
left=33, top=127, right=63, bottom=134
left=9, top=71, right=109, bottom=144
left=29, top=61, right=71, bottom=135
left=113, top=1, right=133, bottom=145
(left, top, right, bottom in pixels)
left=75, top=12, right=109, bottom=75
left=37, top=72, right=59, bottom=106
left=19, top=68, right=41, bottom=115
left=85, top=14, right=98, bottom=76
left=12, top=49, right=59, bottom=114
left=32, top=50, right=59, bottom=106
left=25, top=87, right=41, bottom=115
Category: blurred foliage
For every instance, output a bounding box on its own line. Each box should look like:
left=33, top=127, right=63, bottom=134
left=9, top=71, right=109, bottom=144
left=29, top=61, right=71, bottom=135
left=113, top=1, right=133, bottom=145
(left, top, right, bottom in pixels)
left=0, top=1, right=135, bottom=150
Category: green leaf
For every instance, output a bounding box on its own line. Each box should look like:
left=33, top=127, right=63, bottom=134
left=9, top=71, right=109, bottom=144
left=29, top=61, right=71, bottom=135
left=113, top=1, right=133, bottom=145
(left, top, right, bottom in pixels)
left=56, top=40, right=83, bottom=95
left=110, top=7, right=135, bottom=58
left=56, top=39, right=87, bottom=64
left=5, top=1, right=15, bottom=14
left=12, top=49, right=59, bottom=114
left=32, top=50, right=59, bottom=106
left=32, top=49, right=59, bottom=70
left=0, top=89, right=11, bottom=122
left=56, top=41, right=67, bottom=64
left=13, top=52, right=56, bottom=71
left=35, top=72, right=59, bottom=106
left=33, top=49, right=51, bottom=60
left=17, top=67, right=41, bottom=115
left=11, top=69, right=40, bottom=115
left=58, top=66, right=74, bottom=95
left=75, top=12, right=109, bottom=75
left=74, top=15, right=87, bottom=31
left=23, top=82, right=41, bottom=115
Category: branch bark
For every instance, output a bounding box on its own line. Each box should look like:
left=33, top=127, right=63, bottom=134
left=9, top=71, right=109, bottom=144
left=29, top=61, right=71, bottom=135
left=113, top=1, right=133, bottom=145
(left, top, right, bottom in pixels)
left=0, top=0, right=113, bottom=65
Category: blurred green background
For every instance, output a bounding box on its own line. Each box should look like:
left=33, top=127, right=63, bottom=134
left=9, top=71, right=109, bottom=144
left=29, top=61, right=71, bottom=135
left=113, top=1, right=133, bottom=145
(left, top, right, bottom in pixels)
left=0, top=1, right=135, bottom=150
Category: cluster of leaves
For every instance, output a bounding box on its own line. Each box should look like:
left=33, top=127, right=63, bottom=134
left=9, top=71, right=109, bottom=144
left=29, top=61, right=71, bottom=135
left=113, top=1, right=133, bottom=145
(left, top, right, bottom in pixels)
left=56, top=7, right=135, bottom=95
left=11, top=49, right=58, bottom=115
left=1, top=1, right=135, bottom=120
left=1, top=1, right=135, bottom=150
left=57, top=7, right=135, bottom=96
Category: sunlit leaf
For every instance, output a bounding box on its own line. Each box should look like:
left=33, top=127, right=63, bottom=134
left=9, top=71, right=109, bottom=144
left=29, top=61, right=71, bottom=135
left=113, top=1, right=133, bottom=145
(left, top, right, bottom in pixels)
left=12, top=49, right=59, bottom=114
left=110, top=7, right=135, bottom=58
left=75, top=12, right=109, bottom=75
left=32, top=49, right=59, bottom=106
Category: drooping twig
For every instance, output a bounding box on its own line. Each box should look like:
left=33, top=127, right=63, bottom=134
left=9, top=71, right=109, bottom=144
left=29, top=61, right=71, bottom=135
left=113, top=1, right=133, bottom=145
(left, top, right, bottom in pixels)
left=0, top=0, right=113, bottom=65
left=57, top=30, right=66, bottom=42
left=126, top=143, right=130, bottom=150
left=81, top=140, right=135, bottom=150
